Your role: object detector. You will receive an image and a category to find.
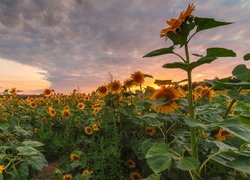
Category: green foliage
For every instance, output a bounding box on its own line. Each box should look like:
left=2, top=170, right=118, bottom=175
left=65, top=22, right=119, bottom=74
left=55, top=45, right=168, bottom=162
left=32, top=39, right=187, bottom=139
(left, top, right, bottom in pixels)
left=143, top=46, right=175, bottom=57
left=176, top=157, right=200, bottom=171
left=243, top=53, right=250, bottom=61
left=232, top=64, right=250, bottom=83
left=146, top=143, right=172, bottom=173
left=194, top=17, right=232, bottom=32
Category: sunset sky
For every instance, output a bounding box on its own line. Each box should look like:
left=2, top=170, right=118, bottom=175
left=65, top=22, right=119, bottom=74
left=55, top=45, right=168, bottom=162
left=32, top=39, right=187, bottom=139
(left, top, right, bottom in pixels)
left=0, top=0, right=249, bottom=94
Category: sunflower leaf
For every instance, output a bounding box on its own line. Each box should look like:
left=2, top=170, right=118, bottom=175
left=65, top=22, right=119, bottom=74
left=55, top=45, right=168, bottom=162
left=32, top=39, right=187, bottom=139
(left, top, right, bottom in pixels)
left=243, top=53, right=250, bottom=61
left=195, top=17, right=232, bottom=32
left=190, top=48, right=236, bottom=70
left=232, top=64, right=250, bottom=83
left=143, top=46, right=175, bottom=57
left=163, top=62, right=189, bottom=71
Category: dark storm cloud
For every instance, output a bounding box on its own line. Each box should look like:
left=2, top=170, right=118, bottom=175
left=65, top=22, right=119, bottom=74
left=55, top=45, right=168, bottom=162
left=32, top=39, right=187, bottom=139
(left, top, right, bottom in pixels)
left=0, top=0, right=249, bottom=92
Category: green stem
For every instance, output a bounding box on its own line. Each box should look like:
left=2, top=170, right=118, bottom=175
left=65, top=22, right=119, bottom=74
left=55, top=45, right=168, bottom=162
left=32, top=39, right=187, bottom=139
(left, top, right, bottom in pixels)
left=185, top=43, right=199, bottom=179
left=223, top=88, right=242, bottom=119
left=185, top=43, right=198, bottom=159
left=198, top=151, right=222, bottom=175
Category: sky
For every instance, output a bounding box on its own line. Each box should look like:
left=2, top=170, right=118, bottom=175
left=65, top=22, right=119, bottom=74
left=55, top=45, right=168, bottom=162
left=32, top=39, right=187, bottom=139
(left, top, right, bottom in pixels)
left=0, top=0, right=249, bottom=94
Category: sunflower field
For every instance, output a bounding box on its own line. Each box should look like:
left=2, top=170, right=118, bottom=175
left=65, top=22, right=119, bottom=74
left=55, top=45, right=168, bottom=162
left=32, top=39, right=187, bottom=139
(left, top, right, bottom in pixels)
left=1, top=3, right=250, bottom=180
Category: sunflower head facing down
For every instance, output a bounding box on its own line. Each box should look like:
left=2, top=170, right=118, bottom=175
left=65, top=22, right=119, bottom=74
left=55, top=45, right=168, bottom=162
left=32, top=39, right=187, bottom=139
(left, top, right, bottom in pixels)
left=108, top=80, right=122, bottom=94
left=97, top=85, right=108, bottom=96
left=131, top=71, right=144, bottom=85
left=151, top=86, right=182, bottom=113
left=160, top=3, right=195, bottom=38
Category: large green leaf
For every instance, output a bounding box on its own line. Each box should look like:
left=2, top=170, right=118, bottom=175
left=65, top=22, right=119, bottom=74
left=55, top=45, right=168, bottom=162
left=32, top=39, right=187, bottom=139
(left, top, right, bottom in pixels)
left=145, top=173, right=161, bottom=180
left=214, top=119, right=250, bottom=142
left=232, top=64, right=250, bottom=83
left=227, top=156, right=250, bottom=174
left=21, top=141, right=44, bottom=148
left=146, top=143, right=172, bottom=173
left=163, top=62, right=189, bottom=71
left=17, top=146, right=40, bottom=156
left=189, top=56, right=217, bottom=70
left=228, top=90, right=250, bottom=103
left=243, top=53, right=250, bottom=61
left=194, top=17, right=232, bottom=32
left=190, top=48, right=236, bottom=70
left=208, top=79, right=250, bottom=90
left=176, top=157, right=200, bottom=171
left=206, top=47, right=236, bottom=57
left=143, top=46, right=175, bottom=57
left=17, top=163, right=29, bottom=180
left=168, top=20, right=195, bottom=47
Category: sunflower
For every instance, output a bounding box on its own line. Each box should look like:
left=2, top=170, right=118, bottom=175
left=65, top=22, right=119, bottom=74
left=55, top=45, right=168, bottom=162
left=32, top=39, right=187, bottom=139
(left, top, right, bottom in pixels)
left=131, top=71, right=144, bottom=85
left=84, top=127, right=93, bottom=136
left=43, top=88, right=53, bottom=97
left=64, top=105, right=70, bottom=111
left=82, top=169, right=94, bottom=175
left=29, top=102, right=36, bottom=108
left=34, top=128, right=39, bottom=133
left=126, top=159, right=136, bottom=169
left=92, top=124, right=100, bottom=132
left=0, top=164, right=5, bottom=174
left=48, top=107, right=56, bottom=117
left=70, top=153, right=79, bottom=161
left=123, top=79, right=134, bottom=89
left=108, top=80, right=122, bottom=94
left=160, top=3, right=195, bottom=38
left=63, top=174, right=73, bottom=180
left=77, top=102, right=85, bottom=110
left=10, top=87, right=17, bottom=95
left=146, top=127, right=157, bottom=136
left=98, top=85, right=108, bottom=96
left=151, top=86, right=182, bottom=113
left=130, top=171, right=143, bottom=180
left=200, top=86, right=216, bottom=100
left=215, top=128, right=231, bottom=141
left=62, top=109, right=70, bottom=118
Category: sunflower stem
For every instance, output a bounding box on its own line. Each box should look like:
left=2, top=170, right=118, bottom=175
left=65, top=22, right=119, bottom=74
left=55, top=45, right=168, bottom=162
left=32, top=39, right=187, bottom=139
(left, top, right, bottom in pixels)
left=185, top=43, right=198, bottom=179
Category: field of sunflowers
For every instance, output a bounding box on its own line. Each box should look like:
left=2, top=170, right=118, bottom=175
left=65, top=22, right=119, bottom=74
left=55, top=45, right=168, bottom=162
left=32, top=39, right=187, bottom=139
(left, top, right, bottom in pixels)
left=1, top=3, right=250, bottom=180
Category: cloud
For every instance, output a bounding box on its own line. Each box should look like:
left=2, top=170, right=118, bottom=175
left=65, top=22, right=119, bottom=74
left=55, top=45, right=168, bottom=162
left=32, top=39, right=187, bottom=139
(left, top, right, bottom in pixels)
left=0, top=0, right=249, bottom=93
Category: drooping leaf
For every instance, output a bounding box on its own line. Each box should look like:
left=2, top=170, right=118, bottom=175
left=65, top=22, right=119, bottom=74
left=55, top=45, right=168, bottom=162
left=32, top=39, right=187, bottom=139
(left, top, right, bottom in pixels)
left=228, top=90, right=250, bottom=103
left=227, top=156, right=250, bottom=174
left=143, top=46, right=175, bottom=57
left=243, top=53, right=250, bottom=61
left=176, top=157, right=200, bottom=171
left=146, top=143, right=172, bottom=173
left=208, top=79, right=250, bottom=90
left=194, top=17, right=232, bottom=32
left=17, top=163, right=29, bottom=180
left=163, top=62, right=189, bottom=71
left=214, top=119, right=250, bottom=142
left=232, top=64, right=250, bottom=83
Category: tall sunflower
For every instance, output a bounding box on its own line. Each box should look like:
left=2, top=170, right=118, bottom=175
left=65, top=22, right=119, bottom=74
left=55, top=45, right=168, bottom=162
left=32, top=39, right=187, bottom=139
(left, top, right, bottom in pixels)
left=151, top=86, right=182, bottom=113
left=160, top=3, right=195, bottom=38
